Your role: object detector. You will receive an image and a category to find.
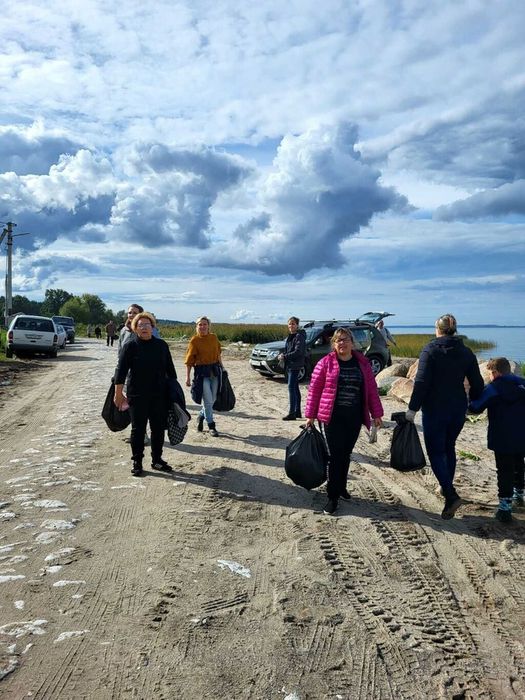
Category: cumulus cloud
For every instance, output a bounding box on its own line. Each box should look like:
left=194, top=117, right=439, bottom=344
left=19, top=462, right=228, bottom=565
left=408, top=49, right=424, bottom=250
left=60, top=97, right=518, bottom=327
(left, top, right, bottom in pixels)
left=0, top=122, right=80, bottom=176
left=208, top=123, right=410, bottom=276
left=111, top=143, right=253, bottom=248
left=13, top=254, right=99, bottom=291
left=230, top=309, right=256, bottom=321
left=434, top=180, right=525, bottom=221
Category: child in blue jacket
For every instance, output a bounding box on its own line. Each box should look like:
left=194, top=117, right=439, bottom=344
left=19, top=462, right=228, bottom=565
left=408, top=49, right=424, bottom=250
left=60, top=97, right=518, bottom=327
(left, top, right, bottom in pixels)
left=469, top=357, right=525, bottom=523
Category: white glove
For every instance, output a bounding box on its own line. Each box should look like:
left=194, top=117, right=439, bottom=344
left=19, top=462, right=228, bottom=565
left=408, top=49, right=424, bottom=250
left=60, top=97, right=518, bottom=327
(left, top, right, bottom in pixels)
left=405, top=410, right=416, bottom=422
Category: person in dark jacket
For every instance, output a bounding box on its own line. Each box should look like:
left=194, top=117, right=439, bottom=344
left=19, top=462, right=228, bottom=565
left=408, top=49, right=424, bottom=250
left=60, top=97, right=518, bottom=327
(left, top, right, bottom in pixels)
left=278, top=316, right=306, bottom=420
left=469, top=357, right=525, bottom=523
left=406, top=314, right=484, bottom=519
left=114, top=312, right=177, bottom=477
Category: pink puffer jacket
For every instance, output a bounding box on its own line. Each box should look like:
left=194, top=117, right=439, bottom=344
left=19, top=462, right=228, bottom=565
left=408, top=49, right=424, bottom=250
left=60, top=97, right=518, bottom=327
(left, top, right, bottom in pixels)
left=305, top=351, right=384, bottom=428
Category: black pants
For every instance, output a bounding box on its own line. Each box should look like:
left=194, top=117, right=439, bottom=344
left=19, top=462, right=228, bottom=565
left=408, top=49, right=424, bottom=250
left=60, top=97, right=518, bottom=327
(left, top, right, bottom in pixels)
left=323, top=410, right=362, bottom=500
left=107, top=334, right=114, bottom=346
left=494, top=452, right=525, bottom=499
left=128, top=395, right=168, bottom=464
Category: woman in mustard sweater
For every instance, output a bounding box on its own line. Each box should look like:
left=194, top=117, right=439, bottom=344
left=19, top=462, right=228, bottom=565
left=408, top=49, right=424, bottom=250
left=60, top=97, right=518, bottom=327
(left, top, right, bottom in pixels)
left=185, top=316, right=223, bottom=436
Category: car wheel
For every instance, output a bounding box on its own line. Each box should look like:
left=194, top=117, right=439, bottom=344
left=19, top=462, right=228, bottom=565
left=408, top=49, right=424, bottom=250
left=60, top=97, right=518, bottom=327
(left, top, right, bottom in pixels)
left=5, top=347, right=13, bottom=358
left=367, top=355, right=385, bottom=376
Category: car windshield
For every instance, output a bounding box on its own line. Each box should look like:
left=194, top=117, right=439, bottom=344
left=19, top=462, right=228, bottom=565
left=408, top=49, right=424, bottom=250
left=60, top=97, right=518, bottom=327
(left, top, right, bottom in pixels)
left=15, top=318, right=54, bottom=332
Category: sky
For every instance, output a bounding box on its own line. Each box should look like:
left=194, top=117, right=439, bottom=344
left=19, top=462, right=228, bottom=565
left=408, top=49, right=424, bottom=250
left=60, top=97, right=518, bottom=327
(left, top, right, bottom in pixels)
left=1, top=0, right=524, bottom=325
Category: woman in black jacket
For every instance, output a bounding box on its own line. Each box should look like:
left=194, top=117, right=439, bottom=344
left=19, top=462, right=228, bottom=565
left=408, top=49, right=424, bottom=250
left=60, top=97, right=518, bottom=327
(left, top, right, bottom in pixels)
left=114, top=312, right=177, bottom=477
left=278, top=316, right=306, bottom=421
left=406, top=314, right=483, bottom=519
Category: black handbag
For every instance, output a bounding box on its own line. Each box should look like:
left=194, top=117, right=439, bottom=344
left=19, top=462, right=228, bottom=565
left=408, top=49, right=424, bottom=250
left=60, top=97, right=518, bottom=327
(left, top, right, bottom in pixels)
left=101, top=380, right=131, bottom=432
left=390, top=412, right=426, bottom=471
left=213, top=370, right=236, bottom=412
left=166, top=402, right=191, bottom=445
left=285, top=425, right=328, bottom=490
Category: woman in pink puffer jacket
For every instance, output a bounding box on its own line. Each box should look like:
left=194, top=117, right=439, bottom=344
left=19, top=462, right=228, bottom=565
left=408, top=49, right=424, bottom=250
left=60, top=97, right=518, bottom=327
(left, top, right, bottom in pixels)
left=305, top=327, right=383, bottom=515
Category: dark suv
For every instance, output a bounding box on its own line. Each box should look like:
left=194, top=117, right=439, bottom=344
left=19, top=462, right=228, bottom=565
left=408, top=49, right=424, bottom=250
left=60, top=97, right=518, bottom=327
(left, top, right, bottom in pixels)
left=51, top=316, right=75, bottom=343
left=249, top=312, right=393, bottom=380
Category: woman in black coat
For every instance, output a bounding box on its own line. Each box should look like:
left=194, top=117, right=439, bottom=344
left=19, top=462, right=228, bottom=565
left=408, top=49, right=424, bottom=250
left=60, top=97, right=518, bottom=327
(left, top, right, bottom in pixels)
left=114, top=312, right=177, bottom=477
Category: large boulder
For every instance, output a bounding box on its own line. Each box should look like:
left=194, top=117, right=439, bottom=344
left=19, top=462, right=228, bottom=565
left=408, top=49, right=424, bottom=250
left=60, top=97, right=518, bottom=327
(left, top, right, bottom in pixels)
left=388, top=377, right=414, bottom=404
left=375, top=360, right=415, bottom=390
left=407, top=360, right=419, bottom=380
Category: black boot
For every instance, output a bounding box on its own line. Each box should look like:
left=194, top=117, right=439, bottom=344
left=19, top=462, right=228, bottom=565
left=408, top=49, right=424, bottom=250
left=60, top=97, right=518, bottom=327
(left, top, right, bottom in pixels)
left=131, top=460, right=143, bottom=477
left=197, top=415, right=204, bottom=432
left=208, top=422, right=219, bottom=437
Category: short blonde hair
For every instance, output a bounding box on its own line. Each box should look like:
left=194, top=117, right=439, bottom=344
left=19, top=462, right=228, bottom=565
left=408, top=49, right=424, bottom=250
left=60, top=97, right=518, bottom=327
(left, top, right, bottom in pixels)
left=196, top=316, right=210, bottom=327
left=436, top=314, right=457, bottom=336
left=331, top=327, right=354, bottom=349
left=131, top=311, right=156, bottom=332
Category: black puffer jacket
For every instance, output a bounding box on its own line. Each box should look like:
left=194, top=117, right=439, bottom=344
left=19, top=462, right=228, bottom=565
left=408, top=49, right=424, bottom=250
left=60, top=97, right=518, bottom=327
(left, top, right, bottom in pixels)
left=284, top=329, right=306, bottom=371
left=408, top=335, right=483, bottom=414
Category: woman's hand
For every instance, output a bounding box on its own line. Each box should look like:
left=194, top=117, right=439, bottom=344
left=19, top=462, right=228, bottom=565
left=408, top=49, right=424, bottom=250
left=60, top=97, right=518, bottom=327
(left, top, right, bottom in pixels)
left=373, top=417, right=383, bottom=428
left=114, top=385, right=124, bottom=409
left=185, top=379, right=191, bottom=387
left=305, top=417, right=315, bottom=428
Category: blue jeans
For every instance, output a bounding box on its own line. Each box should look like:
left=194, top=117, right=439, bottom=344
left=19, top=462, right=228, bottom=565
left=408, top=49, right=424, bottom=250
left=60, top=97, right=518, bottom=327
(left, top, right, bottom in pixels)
left=287, top=369, right=302, bottom=416
left=200, top=375, right=219, bottom=424
left=422, top=409, right=465, bottom=499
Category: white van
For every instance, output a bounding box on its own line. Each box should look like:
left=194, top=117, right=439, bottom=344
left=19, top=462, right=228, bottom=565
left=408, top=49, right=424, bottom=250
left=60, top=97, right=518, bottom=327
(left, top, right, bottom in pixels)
left=6, top=315, right=59, bottom=358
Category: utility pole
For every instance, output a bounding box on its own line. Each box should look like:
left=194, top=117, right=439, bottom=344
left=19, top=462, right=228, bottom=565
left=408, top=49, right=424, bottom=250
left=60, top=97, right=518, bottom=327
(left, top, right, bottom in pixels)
left=0, top=221, right=31, bottom=328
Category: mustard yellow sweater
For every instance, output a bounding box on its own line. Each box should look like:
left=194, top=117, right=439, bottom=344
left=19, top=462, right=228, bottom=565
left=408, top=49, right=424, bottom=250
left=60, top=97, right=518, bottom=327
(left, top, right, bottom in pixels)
left=184, top=333, right=222, bottom=366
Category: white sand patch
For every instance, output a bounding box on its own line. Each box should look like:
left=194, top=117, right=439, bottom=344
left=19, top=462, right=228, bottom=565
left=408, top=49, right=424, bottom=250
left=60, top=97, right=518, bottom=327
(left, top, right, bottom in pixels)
left=73, top=484, right=102, bottom=491
left=34, top=532, right=61, bottom=544
left=0, top=542, right=26, bottom=554
left=53, top=580, right=86, bottom=587
left=12, top=495, right=35, bottom=502
left=5, top=555, right=28, bottom=565
left=12, top=522, right=36, bottom=530
left=41, top=519, right=77, bottom=530
left=0, top=501, right=10, bottom=508
left=72, top=594, right=83, bottom=599
left=14, top=600, right=25, bottom=610
left=0, top=657, right=18, bottom=681
left=0, top=512, right=16, bottom=520
left=23, top=448, right=40, bottom=455
left=0, top=619, right=47, bottom=637
left=217, top=560, right=252, bottom=578
left=0, top=574, right=25, bottom=583
left=54, top=629, right=89, bottom=643
left=33, top=500, right=68, bottom=509
left=111, top=484, right=146, bottom=490
left=43, top=565, right=63, bottom=574
left=45, top=547, right=75, bottom=562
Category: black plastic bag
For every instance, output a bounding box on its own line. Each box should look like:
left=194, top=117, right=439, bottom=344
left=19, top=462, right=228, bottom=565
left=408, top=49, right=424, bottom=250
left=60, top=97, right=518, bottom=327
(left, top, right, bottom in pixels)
left=390, top=412, right=426, bottom=471
left=213, top=370, right=236, bottom=412
left=166, top=402, right=191, bottom=445
left=101, top=380, right=131, bottom=432
left=285, top=425, right=328, bottom=490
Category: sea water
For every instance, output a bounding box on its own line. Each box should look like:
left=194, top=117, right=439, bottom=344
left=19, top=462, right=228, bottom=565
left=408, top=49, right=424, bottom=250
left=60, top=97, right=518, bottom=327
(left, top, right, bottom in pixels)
left=391, top=326, right=525, bottom=364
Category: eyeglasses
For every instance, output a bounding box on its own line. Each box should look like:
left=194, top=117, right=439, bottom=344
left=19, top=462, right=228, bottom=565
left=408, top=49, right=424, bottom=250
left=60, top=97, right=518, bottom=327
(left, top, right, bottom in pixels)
left=137, top=323, right=152, bottom=329
left=335, top=338, right=352, bottom=344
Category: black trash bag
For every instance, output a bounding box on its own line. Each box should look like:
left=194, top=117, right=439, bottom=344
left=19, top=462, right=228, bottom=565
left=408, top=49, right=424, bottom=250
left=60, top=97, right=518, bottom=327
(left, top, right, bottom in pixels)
left=213, top=370, right=236, bottom=412
left=390, top=411, right=426, bottom=471
left=285, top=425, right=328, bottom=490
left=166, top=402, right=191, bottom=445
left=101, top=380, right=131, bottom=432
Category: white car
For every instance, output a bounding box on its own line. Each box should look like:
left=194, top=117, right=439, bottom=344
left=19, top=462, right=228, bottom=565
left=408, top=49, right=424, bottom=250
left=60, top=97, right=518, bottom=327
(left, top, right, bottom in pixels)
left=6, top=314, right=59, bottom=358
left=55, top=324, right=67, bottom=349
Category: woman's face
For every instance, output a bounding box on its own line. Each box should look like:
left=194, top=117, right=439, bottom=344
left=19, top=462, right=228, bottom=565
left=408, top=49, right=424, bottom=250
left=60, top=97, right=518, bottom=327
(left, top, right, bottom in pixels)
left=135, top=318, right=153, bottom=341
left=197, top=320, right=209, bottom=335
left=288, top=320, right=299, bottom=334
left=333, top=334, right=353, bottom=358
left=127, top=306, right=140, bottom=328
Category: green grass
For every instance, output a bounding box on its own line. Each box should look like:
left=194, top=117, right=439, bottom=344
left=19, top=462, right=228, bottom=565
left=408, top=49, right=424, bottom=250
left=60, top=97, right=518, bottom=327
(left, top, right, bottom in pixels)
left=158, top=322, right=285, bottom=344
left=393, top=333, right=495, bottom=358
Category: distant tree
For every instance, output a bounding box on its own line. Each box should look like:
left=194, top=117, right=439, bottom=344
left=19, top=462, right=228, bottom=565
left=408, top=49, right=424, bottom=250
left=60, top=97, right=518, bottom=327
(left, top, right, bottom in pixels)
left=11, top=295, right=42, bottom=315
left=41, top=288, right=73, bottom=316
left=80, top=294, right=109, bottom=323
left=59, top=297, right=90, bottom=324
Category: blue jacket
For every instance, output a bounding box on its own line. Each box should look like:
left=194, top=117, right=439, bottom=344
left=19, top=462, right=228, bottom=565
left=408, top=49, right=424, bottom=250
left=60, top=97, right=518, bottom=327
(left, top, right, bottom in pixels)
left=469, top=374, right=525, bottom=453
left=408, top=335, right=483, bottom=414
left=284, top=329, right=306, bottom=371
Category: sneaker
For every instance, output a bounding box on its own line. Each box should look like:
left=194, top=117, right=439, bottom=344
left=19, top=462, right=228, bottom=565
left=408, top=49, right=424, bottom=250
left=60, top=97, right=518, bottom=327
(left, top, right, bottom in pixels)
left=282, top=414, right=296, bottom=421
left=197, top=415, right=204, bottom=432
left=441, top=496, right=463, bottom=520
left=495, top=509, right=513, bottom=523
left=151, top=458, right=173, bottom=473
left=340, top=490, right=351, bottom=501
left=131, top=462, right=144, bottom=477
left=208, top=422, right=219, bottom=437
left=323, top=499, right=338, bottom=515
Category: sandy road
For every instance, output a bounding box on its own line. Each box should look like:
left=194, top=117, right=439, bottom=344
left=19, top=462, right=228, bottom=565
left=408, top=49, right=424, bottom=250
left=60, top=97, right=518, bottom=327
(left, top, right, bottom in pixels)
left=0, top=338, right=524, bottom=699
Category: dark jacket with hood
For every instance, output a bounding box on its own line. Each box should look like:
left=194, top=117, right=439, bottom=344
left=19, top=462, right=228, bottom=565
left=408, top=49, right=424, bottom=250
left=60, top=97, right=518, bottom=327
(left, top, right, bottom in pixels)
left=469, top=374, right=525, bottom=453
left=408, top=335, right=483, bottom=414
left=283, top=329, right=306, bottom=371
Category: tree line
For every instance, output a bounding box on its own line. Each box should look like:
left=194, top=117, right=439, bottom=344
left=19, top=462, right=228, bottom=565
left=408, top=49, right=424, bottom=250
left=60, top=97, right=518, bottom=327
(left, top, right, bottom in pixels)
left=0, top=289, right=124, bottom=326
